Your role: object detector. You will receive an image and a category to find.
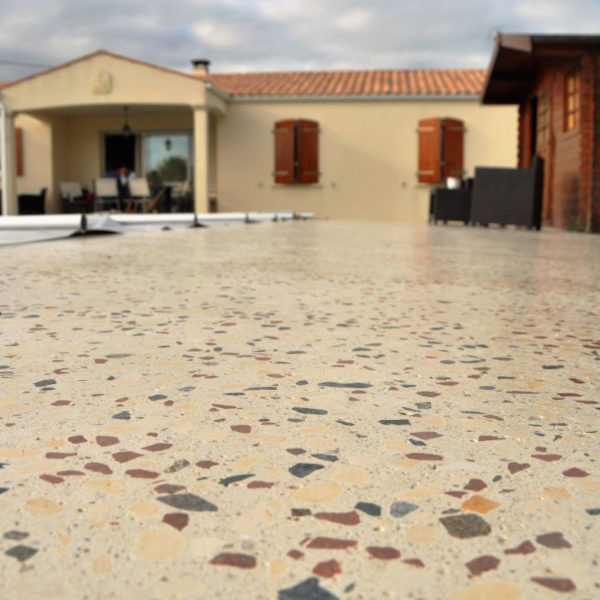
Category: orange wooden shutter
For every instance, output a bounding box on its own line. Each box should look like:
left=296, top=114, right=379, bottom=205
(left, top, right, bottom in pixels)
left=274, top=120, right=295, bottom=183
left=297, top=119, right=319, bottom=183
left=15, top=127, right=23, bottom=176
left=443, top=118, right=464, bottom=179
left=417, top=118, right=442, bottom=183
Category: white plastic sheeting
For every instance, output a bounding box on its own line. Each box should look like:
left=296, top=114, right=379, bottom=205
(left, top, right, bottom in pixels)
left=0, top=211, right=315, bottom=245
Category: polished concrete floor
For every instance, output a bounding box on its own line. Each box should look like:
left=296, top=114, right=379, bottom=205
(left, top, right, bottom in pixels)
left=0, top=221, right=598, bottom=599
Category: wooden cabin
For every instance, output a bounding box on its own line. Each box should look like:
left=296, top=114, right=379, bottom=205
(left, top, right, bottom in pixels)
left=482, top=34, right=600, bottom=232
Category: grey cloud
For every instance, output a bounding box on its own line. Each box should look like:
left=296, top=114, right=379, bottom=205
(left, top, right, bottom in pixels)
left=0, top=0, right=599, bottom=81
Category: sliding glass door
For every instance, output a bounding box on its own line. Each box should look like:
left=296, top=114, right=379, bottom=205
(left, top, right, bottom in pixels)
left=143, top=133, right=192, bottom=183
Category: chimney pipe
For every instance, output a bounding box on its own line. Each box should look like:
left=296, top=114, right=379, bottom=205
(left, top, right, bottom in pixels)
left=191, top=59, right=210, bottom=77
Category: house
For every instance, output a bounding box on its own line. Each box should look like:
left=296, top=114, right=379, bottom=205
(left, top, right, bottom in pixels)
left=482, top=33, right=600, bottom=232
left=0, top=50, right=517, bottom=220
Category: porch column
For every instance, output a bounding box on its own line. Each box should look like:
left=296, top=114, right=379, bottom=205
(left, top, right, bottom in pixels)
left=1, top=111, right=17, bottom=216
left=192, top=106, right=209, bottom=214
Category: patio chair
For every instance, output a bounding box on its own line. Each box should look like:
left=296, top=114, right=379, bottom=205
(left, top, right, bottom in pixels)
left=60, top=182, right=89, bottom=213
left=471, top=156, right=544, bottom=230
left=127, top=178, right=152, bottom=213
left=18, top=187, right=46, bottom=215
left=94, top=178, right=120, bottom=212
left=175, top=180, right=193, bottom=212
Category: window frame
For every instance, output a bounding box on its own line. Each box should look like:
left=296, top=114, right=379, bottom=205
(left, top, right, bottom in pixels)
left=564, top=70, right=580, bottom=133
left=536, top=92, right=550, bottom=147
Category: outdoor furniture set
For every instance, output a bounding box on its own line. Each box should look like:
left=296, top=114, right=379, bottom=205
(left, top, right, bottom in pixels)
left=430, top=156, right=544, bottom=230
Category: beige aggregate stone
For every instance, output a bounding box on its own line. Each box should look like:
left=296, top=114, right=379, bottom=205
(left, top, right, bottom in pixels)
left=289, top=481, right=343, bottom=503
left=453, top=580, right=521, bottom=600
left=23, top=497, right=64, bottom=516
left=136, top=529, right=185, bottom=561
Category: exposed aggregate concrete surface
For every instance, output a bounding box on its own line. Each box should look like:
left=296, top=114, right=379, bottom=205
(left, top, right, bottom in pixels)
left=0, top=220, right=599, bottom=599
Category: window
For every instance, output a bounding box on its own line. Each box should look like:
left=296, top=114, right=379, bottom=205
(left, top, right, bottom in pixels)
left=537, top=94, right=549, bottom=146
left=274, top=119, right=319, bottom=184
left=565, top=70, right=580, bottom=132
left=15, top=127, right=23, bottom=176
left=143, top=133, right=192, bottom=182
left=417, top=118, right=464, bottom=184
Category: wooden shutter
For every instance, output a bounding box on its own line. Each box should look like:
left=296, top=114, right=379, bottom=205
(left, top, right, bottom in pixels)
left=15, top=127, right=23, bottom=176
left=443, top=118, right=464, bottom=179
left=297, top=119, right=319, bottom=183
left=417, top=118, right=442, bottom=183
left=274, top=120, right=295, bottom=183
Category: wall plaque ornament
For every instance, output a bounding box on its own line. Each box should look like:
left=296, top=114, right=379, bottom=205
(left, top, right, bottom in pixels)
left=91, top=70, right=113, bottom=95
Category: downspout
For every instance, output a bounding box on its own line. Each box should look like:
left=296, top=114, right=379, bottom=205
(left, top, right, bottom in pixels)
left=587, top=45, right=598, bottom=233
left=0, top=95, right=7, bottom=216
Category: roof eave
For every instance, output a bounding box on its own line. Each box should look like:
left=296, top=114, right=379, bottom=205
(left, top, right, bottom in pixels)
left=0, top=50, right=205, bottom=91
left=227, top=93, right=480, bottom=103
left=481, top=33, right=534, bottom=105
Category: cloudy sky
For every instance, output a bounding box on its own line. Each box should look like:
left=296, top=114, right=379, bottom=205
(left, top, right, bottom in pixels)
left=1, top=0, right=600, bottom=80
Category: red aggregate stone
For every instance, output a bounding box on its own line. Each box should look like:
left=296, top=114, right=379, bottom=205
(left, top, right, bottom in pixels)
left=162, top=513, right=189, bottom=531
left=142, top=443, right=172, bottom=452
left=306, top=537, right=357, bottom=550
left=210, top=553, right=256, bottom=569
left=403, top=558, right=425, bottom=568
left=96, top=436, right=119, bottom=447
left=39, top=474, right=64, bottom=484
left=247, top=481, right=275, bottom=488
left=464, top=479, right=487, bottom=491
left=125, top=469, right=159, bottom=479
left=536, top=532, right=572, bottom=549
left=68, top=435, right=87, bottom=444
left=411, top=432, right=443, bottom=440
left=366, top=546, right=401, bottom=560
left=314, top=511, right=360, bottom=526
left=154, top=484, right=186, bottom=494
left=465, top=555, right=500, bottom=576
left=196, top=460, right=219, bottom=469
left=287, top=550, right=304, bottom=560
left=112, top=451, right=143, bottom=463
left=231, top=425, right=252, bottom=433
left=446, top=491, right=468, bottom=498
left=45, top=452, right=76, bottom=459
left=532, top=454, right=562, bottom=462
left=508, top=462, right=530, bottom=474
left=531, top=577, right=576, bottom=592
left=313, top=559, right=341, bottom=578
left=84, top=462, right=113, bottom=474
left=406, top=453, right=443, bottom=461
left=563, top=468, right=589, bottom=478
left=504, top=540, right=536, bottom=554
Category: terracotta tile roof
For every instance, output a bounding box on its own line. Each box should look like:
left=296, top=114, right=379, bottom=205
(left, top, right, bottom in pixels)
left=209, top=68, right=486, bottom=98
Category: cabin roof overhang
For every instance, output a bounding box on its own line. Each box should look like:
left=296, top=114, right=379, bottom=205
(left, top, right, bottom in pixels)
left=481, top=33, right=600, bottom=105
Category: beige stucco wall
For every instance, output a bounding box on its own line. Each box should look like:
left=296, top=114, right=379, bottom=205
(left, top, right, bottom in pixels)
left=12, top=114, right=53, bottom=201
left=1, top=52, right=222, bottom=214
left=1, top=53, right=206, bottom=112
left=7, top=111, right=194, bottom=212
left=215, top=99, right=517, bottom=221
left=57, top=111, right=193, bottom=183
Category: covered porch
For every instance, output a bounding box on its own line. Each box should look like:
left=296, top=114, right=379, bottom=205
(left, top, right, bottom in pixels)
left=0, top=50, right=226, bottom=216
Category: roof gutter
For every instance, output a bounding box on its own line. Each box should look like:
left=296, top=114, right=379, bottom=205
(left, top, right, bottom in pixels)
left=226, top=94, right=479, bottom=104
left=0, top=95, right=7, bottom=216
left=205, top=82, right=231, bottom=102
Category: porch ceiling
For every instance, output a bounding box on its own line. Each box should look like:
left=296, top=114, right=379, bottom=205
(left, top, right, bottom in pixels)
left=28, top=104, right=194, bottom=118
